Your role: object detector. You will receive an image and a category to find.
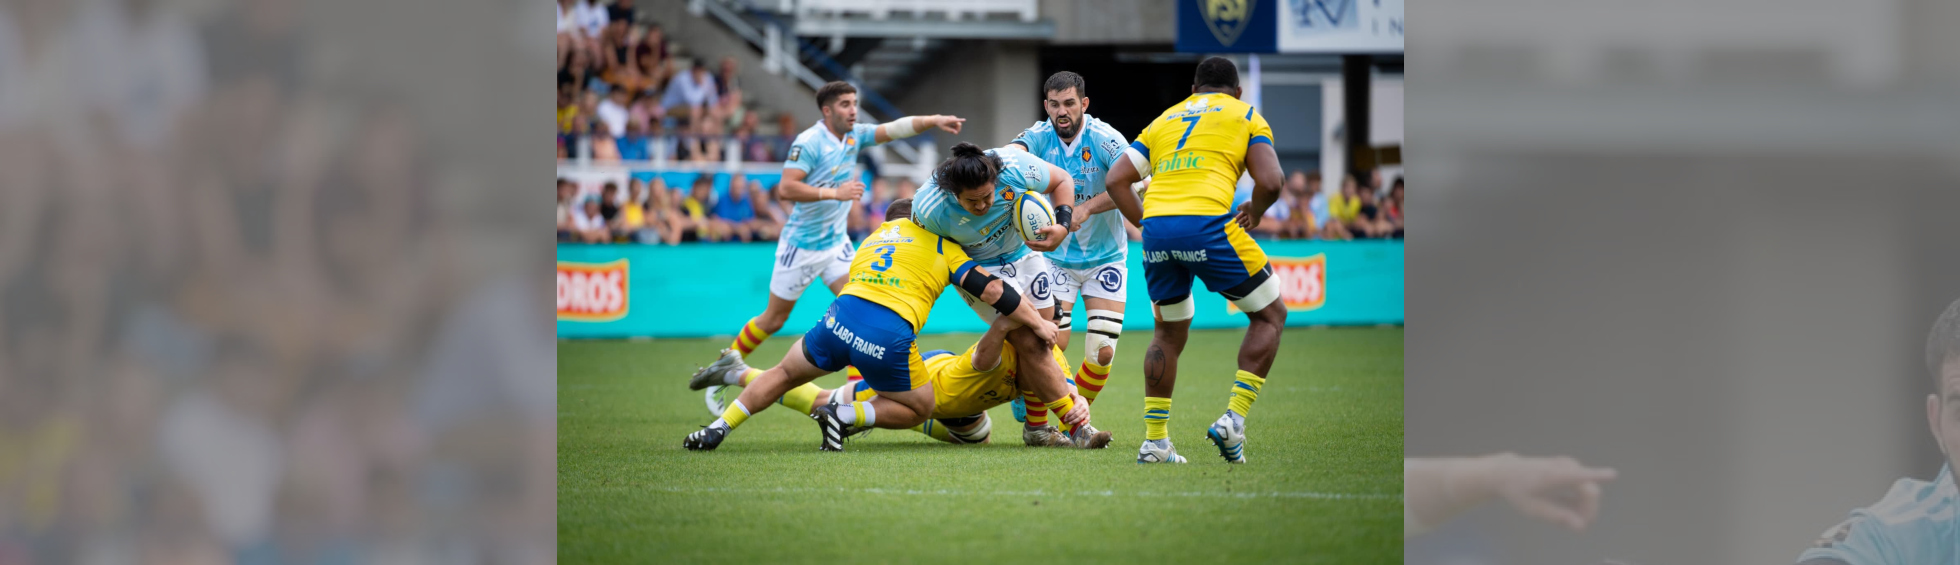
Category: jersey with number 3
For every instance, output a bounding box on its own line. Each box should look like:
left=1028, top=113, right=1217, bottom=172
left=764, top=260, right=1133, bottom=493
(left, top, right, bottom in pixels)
left=1129, top=93, right=1273, bottom=219
left=1010, top=114, right=1129, bottom=269
left=782, top=121, right=882, bottom=250
left=910, top=148, right=1052, bottom=267
left=839, top=219, right=977, bottom=333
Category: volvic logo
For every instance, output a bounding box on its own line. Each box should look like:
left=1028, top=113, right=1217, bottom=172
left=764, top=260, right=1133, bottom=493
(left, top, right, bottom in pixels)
left=1200, top=0, right=1256, bottom=46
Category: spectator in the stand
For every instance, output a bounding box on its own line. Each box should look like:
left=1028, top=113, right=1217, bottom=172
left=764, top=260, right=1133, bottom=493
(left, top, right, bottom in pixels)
left=1249, top=172, right=1297, bottom=239
left=691, top=116, right=725, bottom=163
left=894, top=177, right=917, bottom=200
left=557, top=0, right=577, bottom=67
left=589, top=126, right=622, bottom=163
left=636, top=23, right=670, bottom=91
left=573, top=195, right=610, bottom=243
left=609, top=0, right=636, bottom=30
left=599, top=10, right=631, bottom=73
left=1302, top=172, right=1339, bottom=240
left=614, top=178, right=650, bottom=241
left=556, top=178, right=577, bottom=241
left=618, top=119, right=649, bottom=161
left=748, top=179, right=783, bottom=241
left=573, top=0, right=608, bottom=54
left=733, top=112, right=771, bottom=162
left=645, top=177, right=684, bottom=244
left=1338, top=170, right=1390, bottom=238
left=681, top=176, right=719, bottom=241
left=1385, top=177, right=1404, bottom=238
left=598, top=181, right=622, bottom=224
left=1325, top=172, right=1362, bottom=240
left=772, top=112, right=798, bottom=161
left=712, top=176, right=761, bottom=242
left=850, top=177, right=893, bottom=240
left=597, top=85, right=630, bottom=137
left=661, top=60, right=718, bottom=121
left=715, top=56, right=741, bottom=98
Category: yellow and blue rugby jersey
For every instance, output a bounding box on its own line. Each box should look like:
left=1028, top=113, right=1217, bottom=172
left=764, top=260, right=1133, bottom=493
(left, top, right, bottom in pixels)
left=840, top=219, right=977, bottom=333
left=1129, top=93, right=1273, bottom=219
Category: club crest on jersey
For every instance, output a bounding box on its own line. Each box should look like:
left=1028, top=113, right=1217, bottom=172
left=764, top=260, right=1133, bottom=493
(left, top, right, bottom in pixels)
left=788, top=147, right=801, bottom=161
left=1201, top=0, right=1255, bottom=47
left=1185, top=94, right=1214, bottom=112
left=1081, top=147, right=1092, bottom=162
left=1001, top=188, right=1018, bottom=202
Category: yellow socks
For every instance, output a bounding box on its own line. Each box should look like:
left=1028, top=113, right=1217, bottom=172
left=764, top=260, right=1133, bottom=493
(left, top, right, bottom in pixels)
left=778, top=383, right=822, bottom=415
left=738, top=368, right=762, bottom=386
left=1228, top=371, right=1265, bottom=417
left=1143, top=397, right=1172, bottom=440
left=914, top=420, right=958, bottom=443
left=718, top=399, right=753, bottom=430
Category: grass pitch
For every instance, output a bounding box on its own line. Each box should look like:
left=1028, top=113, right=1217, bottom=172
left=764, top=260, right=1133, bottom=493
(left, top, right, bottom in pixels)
left=559, top=327, right=1402, bottom=564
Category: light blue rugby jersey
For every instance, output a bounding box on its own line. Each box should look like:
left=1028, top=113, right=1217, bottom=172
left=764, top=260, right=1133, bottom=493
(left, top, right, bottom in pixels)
left=1009, top=114, right=1129, bottom=269
left=910, top=148, right=1052, bottom=267
left=781, top=121, right=882, bottom=250
left=1798, top=465, right=1958, bottom=565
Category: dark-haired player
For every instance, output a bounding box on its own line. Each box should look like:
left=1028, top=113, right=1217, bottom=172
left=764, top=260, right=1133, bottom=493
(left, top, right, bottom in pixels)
left=1003, top=71, right=1135, bottom=428
left=910, top=143, right=1112, bottom=448
left=718, top=81, right=966, bottom=369
left=1104, top=56, right=1287, bottom=464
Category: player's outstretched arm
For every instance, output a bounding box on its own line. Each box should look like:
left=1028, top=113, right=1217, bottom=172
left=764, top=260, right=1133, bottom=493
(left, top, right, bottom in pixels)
left=1105, top=149, right=1146, bottom=226
left=776, top=167, right=862, bottom=203
left=1066, top=179, right=1147, bottom=230
left=1235, top=142, right=1285, bottom=230
left=1404, top=454, right=1617, bottom=537
left=875, top=115, right=965, bottom=145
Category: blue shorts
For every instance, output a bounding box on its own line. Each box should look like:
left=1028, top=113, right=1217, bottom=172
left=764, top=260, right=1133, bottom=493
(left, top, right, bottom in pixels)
left=802, top=295, right=926, bottom=393
left=1139, top=213, right=1273, bottom=305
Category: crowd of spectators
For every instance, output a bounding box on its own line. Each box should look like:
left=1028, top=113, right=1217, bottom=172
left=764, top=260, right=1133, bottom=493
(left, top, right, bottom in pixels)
left=556, top=0, right=798, bottom=164
left=558, top=175, right=793, bottom=244
left=1249, top=168, right=1405, bottom=240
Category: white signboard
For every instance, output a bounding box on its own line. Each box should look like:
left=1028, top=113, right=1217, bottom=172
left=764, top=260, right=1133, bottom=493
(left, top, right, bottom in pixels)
left=1280, top=0, right=1403, bottom=53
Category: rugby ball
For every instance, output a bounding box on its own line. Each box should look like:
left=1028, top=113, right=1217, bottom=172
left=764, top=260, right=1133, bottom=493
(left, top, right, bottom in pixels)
left=1012, top=190, right=1056, bottom=243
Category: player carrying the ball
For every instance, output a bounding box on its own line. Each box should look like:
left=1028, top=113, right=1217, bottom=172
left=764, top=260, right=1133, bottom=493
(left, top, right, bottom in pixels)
left=1103, top=57, right=1287, bottom=464
left=1003, top=70, right=1134, bottom=429
left=911, top=142, right=1113, bottom=447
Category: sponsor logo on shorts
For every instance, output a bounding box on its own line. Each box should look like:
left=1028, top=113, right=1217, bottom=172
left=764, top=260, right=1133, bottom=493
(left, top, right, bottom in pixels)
left=557, top=260, right=629, bottom=322
left=1030, top=272, right=1051, bottom=300
left=825, top=315, right=888, bottom=360
left=1143, top=250, right=1209, bottom=263
left=1097, top=267, right=1122, bottom=292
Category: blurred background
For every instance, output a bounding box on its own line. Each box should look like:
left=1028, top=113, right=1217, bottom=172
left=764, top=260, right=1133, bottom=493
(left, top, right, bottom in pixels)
left=0, top=0, right=551, bottom=563
left=1405, top=0, right=1960, bottom=563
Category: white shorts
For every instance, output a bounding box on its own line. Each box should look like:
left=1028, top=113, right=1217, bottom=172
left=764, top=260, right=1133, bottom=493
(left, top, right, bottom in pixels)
left=1053, top=261, right=1128, bottom=305
left=958, top=253, right=1058, bottom=322
left=769, top=239, right=853, bottom=300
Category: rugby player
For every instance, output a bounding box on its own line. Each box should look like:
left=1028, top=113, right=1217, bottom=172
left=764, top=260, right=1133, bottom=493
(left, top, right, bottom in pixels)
left=911, top=142, right=1104, bottom=447
left=683, top=188, right=1087, bottom=452
left=1002, top=71, right=1133, bottom=426
left=719, top=81, right=965, bottom=370
left=1796, top=298, right=1960, bottom=564
left=1103, top=57, right=1288, bottom=464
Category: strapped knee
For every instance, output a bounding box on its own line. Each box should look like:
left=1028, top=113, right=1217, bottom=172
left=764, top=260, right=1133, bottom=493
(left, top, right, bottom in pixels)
left=1154, top=295, right=1195, bottom=322
left=1085, top=309, right=1123, bottom=364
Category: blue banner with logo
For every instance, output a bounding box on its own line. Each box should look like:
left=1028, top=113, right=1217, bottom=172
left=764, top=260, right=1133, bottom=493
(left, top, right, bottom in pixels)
left=1177, top=0, right=1279, bottom=53
left=557, top=240, right=1401, bottom=339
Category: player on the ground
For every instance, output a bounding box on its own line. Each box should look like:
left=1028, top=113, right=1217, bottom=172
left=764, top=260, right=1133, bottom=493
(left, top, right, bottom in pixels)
left=683, top=192, right=1087, bottom=452
left=1795, top=298, right=1960, bottom=565
left=1103, top=56, right=1287, bottom=464
left=911, top=142, right=1098, bottom=447
left=1002, top=71, right=1134, bottom=426
left=718, top=81, right=965, bottom=368
left=690, top=292, right=1102, bottom=448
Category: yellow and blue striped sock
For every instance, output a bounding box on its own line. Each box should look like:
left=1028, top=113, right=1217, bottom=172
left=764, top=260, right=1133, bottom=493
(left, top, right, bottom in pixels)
left=1143, top=397, right=1172, bottom=440
left=1227, top=371, right=1265, bottom=418
left=730, top=318, right=771, bottom=357
left=914, top=420, right=958, bottom=443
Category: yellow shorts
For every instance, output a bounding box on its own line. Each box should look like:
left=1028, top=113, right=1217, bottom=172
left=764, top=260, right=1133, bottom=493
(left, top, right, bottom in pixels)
left=927, top=341, right=1070, bottom=419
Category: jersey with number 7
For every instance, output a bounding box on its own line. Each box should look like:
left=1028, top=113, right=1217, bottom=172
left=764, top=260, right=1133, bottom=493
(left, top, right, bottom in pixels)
left=1128, top=93, right=1275, bottom=219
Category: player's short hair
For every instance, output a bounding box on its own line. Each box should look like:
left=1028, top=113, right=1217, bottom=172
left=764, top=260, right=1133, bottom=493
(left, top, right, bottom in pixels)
left=886, top=197, right=914, bottom=222
left=816, top=81, right=857, bottom=109
left=932, top=143, right=1001, bottom=194
left=1929, top=298, right=1960, bottom=388
left=1193, top=56, right=1239, bottom=89
left=1043, top=71, right=1086, bottom=98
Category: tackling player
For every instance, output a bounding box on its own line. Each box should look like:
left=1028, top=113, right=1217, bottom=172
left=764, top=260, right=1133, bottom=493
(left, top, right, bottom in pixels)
left=690, top=283, right=1107, bottom=448
left=911, top=142, right=1099, bottom=447
left=1104, top=57, right=1287, bottom=464
left=719, top=81, right=965, bottom=369
left=683, top=192, right=1085, bottom=452
left=1004, top=71, right=1133, bottom=425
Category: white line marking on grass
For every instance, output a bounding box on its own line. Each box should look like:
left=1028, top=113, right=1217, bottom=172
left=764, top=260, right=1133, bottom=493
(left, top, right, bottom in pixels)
left=635, top=485, right=1400, bottom=501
